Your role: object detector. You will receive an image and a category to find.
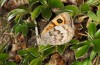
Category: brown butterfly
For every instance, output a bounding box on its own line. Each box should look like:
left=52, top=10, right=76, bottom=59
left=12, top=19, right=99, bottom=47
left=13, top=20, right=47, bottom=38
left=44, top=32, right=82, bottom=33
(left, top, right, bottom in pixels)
left=38, top=12, right=75, bottom=45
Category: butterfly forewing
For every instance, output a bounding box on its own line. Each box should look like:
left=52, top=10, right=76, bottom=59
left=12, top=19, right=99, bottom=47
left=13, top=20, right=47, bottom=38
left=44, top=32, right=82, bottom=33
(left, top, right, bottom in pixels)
left=38, top=12, right=74, bottom=45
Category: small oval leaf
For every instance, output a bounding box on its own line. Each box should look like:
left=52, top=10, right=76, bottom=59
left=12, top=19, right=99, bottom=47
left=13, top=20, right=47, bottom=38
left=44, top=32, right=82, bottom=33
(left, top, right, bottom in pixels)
left=97, top=10, right=100, bottom=21
left=72, top=61, right=82, bottom=65
left=29, top=57, right=42, bottom=65
left=8, top=9, right=26, bottom=21
left=94, top=29, right=100, bottom=38
left=60, top=5, right=79, bottom=15
left=88, top=22, right=97, bottom=38
left=17, top=49, right=28, bottom=56
left=93, top=39, right=100, bottom=52
left=57, top=45, right=66, bottom=54
left=75, top=44, right=89, bottom=58
left=87, top=11, right=97, bottom=21
left=82, top=58, right=92, bottom=65
left=21, top=23, right=28, bottom=36
left=0, top=53, right=8, bottom=61
left=41, top=6, right=52, bottom=19
left=42, top=46, right=55, bottom=57
left=14, top=24, right=22, bottom=34
left=80, top=3, right=90, bottom=12
left=6, top=61, right=16, bottom=65
left=39, top=0, right=47, bottom=5
left=90, top=51, right=96, bottom=60
left=48, top=0, right=64, bottom=8
left=0, top=0, right=7, bottom=7
left=31, top=5, right=43, bottom=20
left=27, top=47, right=39, bottom=57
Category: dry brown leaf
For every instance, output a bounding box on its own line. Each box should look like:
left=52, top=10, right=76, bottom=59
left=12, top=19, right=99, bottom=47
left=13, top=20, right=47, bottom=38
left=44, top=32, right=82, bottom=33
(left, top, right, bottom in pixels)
left=74, top=23, right=83, bottom=39
left=15, top=34, right=27, bottom=49
left=78, top=16, right=88, bottom=23
left=63, top=49, right=75, bottom=64
left=20, top=42, right=27, bottom=49
left=16, top=34, right=25, bottom=42
left=86, top=18, right=92, bottom=27
left=3, top=0, right=29, bottom=10
left=15, top=55, right=22, bottom=62
left=49, top=53, right=66, bottom=65
left=11, top=44, right=21, bottom=52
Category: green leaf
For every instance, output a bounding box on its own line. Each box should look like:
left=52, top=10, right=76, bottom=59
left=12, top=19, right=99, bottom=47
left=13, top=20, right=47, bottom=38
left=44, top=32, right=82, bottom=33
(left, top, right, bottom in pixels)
left=27, top=47, right=39, bottom=57
left=72, top=61, right=82, bottom=65
left=29, top=0, right=39, bottom=4
left=38, top=45, right=53, bottom=52
left=0, top=53, right=8, bottom=61
left=28, top=2, right=39, bottom=12
left=57, top=45, right=66, bottom=54
left=86, top=0, right=100, bottom=5
left=17, top=49, right=28, bottom=56
left=71, top=41, right=90, bottom=50
left=48, top=0, right=64, bottom=8
left=87, top=11, right=97, bottom=21
left=14, top=24, right=22, bottom=34
left=8, top=12, right=19, bottom=22
left=97, top=10, right=100, bottom=21
left=12, top=24, right=18, bottom=32
left=0, top=0, right=7, bottom=7
left=41, top=6, right=52, bottom=19
left=88, top=22, right=97, bottom=38
left=98, top=51, right=100, bottom=56
left=69, top=39, right=79, bottom=44
left=75, top=44, right=89, bottom=58
left=26, top=22, right=36, bottom=28
left=94, top=29, right=100, bottom=38
left=39, top=0, right=47, bottom=5
left=21, top=23, right=28, bottom=36
left=29, top=57, right=42, bottom=65
left=60, top=5, right=79, bottom=15
left=14, top=14, right=22, bottom=23
left=8, top=9, right=26, bottom=21
left=93, top=39, right=100, bottom=52
left=90, top=51, right=96, bottom=60
left=6, top=61, right=16, bottom=65
left=82, top=58, right=92, bottom=65
left=45, top=63, right=49, bottom=65
left=86, top=0, right=95, bottom=5
left=0, top=62, right=5, bottom=65
left=0, top=43, right=8, bottom=53
left=31, top=5, right=43, bottom=20
left=71, top=43, right=85, bottom=50
left=80, top=3, right=90, bottom=12
left=42, top=46, right=55, bottom=57
left=8, top=9, right=26, bottom=17
left=20, top=54, right=35, bottom=65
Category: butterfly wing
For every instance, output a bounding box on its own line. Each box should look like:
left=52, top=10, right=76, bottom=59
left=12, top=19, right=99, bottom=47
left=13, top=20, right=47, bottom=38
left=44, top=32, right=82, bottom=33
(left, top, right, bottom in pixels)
left=39, top=24, right=74, bottom=45
left=38, top=12, right=74, bottom=45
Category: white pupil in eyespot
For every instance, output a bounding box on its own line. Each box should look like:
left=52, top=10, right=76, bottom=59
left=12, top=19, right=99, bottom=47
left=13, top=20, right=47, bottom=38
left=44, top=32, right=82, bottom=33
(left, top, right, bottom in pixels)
left=57, top=19, right=63, bottom=23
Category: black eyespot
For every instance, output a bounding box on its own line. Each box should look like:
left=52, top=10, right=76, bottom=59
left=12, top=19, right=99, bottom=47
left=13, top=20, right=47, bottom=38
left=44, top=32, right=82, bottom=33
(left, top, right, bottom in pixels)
left=57, top=19, right=63, bottom=23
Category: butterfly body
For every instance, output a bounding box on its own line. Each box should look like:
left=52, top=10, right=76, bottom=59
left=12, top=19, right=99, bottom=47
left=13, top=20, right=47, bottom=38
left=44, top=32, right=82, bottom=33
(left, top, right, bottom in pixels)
left=38, top=12, right=74, bottom=45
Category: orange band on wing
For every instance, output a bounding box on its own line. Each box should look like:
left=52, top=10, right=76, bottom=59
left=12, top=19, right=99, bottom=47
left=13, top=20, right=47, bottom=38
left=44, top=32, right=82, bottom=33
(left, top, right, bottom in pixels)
left=41, top=22, right=56, bottom=35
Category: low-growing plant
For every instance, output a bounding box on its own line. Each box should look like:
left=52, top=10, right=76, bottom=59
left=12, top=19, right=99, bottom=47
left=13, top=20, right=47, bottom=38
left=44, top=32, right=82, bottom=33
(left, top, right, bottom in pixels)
left=0, top=0, right=100, bottom=65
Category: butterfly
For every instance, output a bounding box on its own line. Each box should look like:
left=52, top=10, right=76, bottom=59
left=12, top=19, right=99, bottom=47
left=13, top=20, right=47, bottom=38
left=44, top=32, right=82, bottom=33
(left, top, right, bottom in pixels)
left=38, top=12, right=74, bottom=45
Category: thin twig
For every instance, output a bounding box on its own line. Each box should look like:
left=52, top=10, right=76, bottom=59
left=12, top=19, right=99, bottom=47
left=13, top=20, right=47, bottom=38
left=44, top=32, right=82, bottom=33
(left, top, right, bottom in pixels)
left=34, top=20, right=39, bottom=44
left=78, top=33, right=87, bottom=36
left=85, top=31, right=94, bottom=41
